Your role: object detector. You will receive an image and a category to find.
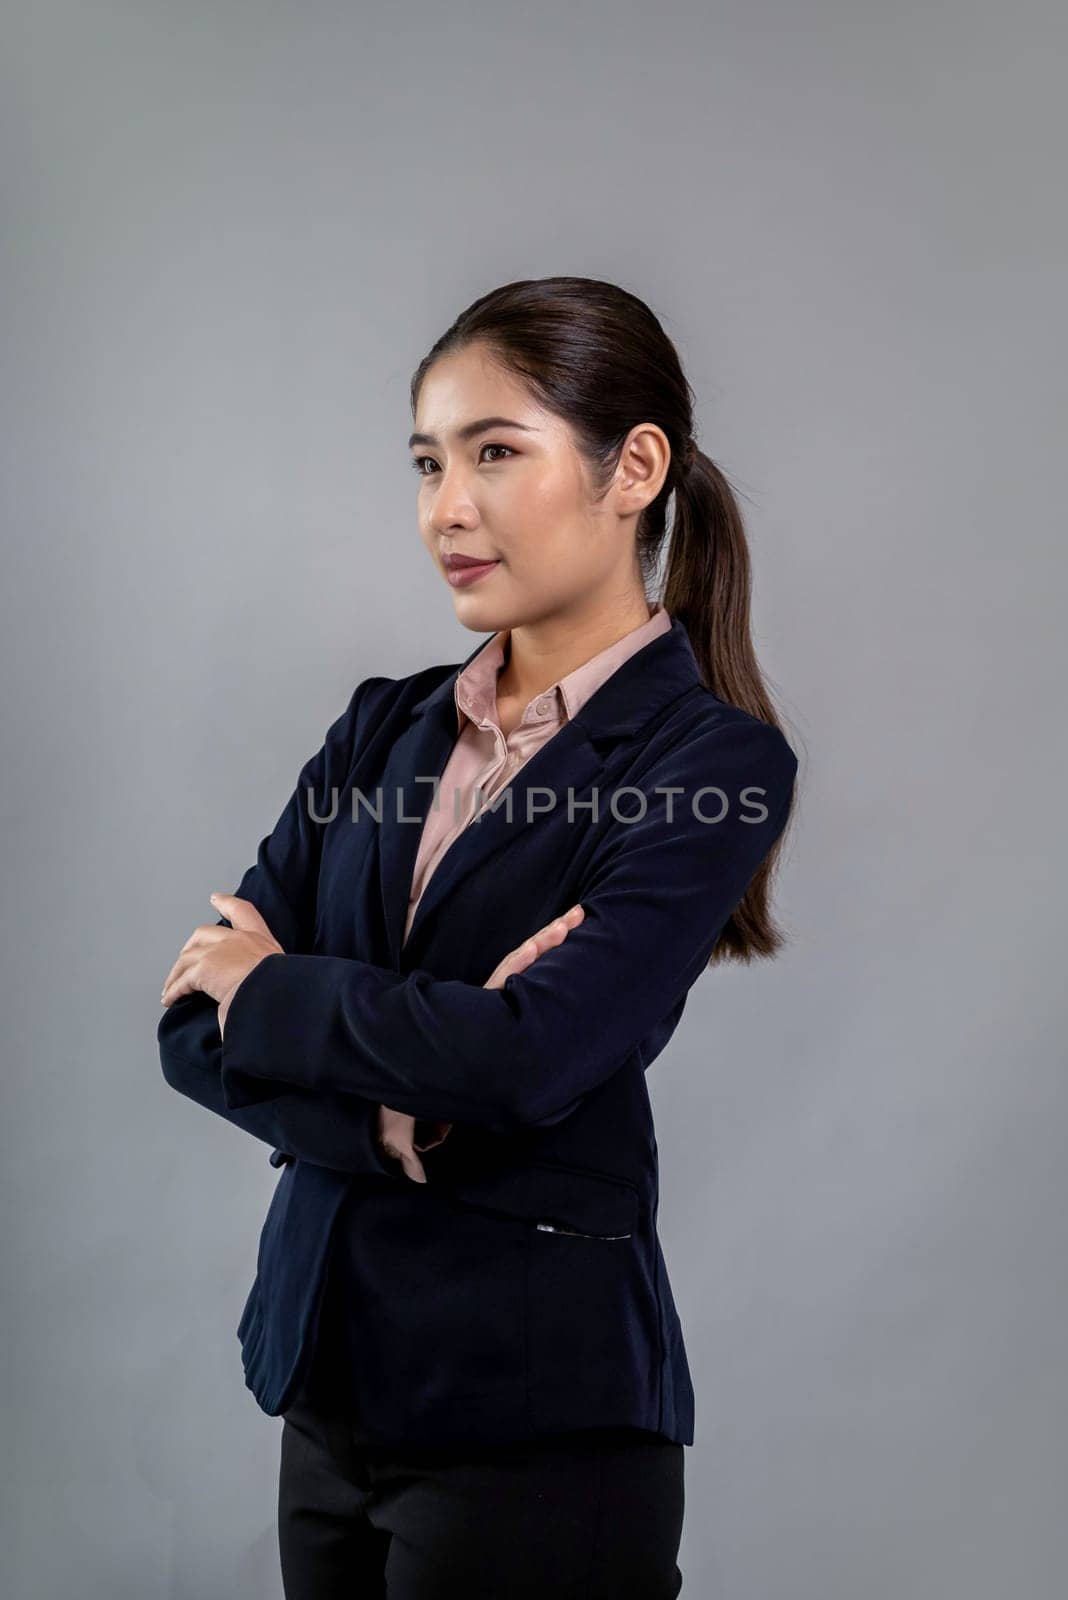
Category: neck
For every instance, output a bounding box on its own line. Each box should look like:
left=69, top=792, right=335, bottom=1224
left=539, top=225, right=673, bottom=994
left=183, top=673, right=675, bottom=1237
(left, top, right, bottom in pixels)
left=495, top=590, right=654, bottom=708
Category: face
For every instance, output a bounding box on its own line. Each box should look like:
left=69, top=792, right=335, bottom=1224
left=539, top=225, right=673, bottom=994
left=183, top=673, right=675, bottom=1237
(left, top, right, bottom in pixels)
left=409, top=343, right=662, bottom=633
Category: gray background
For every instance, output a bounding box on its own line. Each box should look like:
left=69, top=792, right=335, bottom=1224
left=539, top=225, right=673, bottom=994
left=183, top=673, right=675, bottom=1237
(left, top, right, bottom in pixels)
left=3, top=2, right=1066, bottom=1595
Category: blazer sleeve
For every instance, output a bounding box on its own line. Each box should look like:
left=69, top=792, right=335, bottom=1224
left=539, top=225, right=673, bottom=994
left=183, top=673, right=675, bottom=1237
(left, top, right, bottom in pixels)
left=157, top=674, right=403, bottom=1177
left=217, top=718, right=799, bottom=1134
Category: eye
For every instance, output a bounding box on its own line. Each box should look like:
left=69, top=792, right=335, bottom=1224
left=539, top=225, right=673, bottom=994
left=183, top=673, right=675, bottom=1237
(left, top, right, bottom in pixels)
left=408, top=442, right=515, bottom=477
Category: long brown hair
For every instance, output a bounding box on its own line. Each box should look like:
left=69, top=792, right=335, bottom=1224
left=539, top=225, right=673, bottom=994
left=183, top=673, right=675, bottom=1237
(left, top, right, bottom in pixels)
left=410, top=276, right=799, bottom=965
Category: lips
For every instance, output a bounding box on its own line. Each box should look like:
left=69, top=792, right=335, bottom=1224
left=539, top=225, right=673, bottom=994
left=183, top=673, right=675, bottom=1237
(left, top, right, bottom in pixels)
left=444, top=556, right=500, bottom=588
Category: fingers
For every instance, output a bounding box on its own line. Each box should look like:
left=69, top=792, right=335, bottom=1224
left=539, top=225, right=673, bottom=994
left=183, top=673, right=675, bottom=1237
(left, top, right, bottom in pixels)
left=484, top=904, right=584, bottom=990
left=377, top=1135, right=428, bottom=1183
left=161, top=949, right=199, bottom=1004
left=540, top=902, right=585, bottom=941
left=160, top=957, right=200, bottom=1006
left=160, top=894, right=275, bottom=1003
left=160, top=920, right=230, bottom=999
left=412, top=1120, right=453, bottom=1152
left=524, top=903, right=585, bottom=961
left=210, top=892, right=273, bottom=939
left=377, top=1107, right=430, bottom=1183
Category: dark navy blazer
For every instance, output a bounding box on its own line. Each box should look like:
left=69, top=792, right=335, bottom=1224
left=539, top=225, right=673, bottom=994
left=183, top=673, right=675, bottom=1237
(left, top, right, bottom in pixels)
left=158, top=614, right=798, bottom=1446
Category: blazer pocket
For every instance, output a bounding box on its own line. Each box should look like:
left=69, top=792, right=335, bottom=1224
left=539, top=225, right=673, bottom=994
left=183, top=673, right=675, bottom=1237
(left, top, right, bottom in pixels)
left=520, top=1165, right=660, bottom=1436
left=437, top=1161, right=658, bottom=1433
left=444, top=1159, right=639, bottom=1240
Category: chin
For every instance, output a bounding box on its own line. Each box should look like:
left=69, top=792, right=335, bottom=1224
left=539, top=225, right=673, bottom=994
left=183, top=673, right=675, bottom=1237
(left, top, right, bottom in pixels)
left=452, top=607, right=510, bottom=634
left=449, top=589, right=512, bottom=629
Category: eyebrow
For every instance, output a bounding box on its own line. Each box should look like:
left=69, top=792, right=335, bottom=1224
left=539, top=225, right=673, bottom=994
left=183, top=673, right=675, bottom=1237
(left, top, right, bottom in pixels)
left=407, top=416, right=538, bottom=449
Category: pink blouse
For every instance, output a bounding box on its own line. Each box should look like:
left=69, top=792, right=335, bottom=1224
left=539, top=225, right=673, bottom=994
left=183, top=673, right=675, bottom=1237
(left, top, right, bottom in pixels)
left=398, top=599, right=673, bottom=1151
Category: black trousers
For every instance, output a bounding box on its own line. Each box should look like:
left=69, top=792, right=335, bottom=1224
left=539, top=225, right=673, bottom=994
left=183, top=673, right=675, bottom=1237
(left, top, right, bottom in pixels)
left=278, top=1395, right=685, bottom=1598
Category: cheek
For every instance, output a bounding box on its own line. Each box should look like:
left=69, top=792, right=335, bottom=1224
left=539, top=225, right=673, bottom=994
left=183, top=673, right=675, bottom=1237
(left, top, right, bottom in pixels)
left=526, top=466, right=580, bottom=519
left=498, top=470, right=588, bottom=559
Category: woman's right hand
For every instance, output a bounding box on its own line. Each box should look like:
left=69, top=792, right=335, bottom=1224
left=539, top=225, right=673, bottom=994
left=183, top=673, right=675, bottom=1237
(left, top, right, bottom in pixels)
left=376, top=904, right=586, bottom=1183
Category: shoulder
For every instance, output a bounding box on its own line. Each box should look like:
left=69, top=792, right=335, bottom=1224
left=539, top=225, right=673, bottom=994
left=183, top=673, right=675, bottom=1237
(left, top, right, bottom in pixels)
left=319, top=658, right=459, bottom=756
left=655, top=683, right=797, bottom=780
left=634, top=686, right=798, bottom=831
left=347, top=659, right=458, bottom=726
left=701, top=692, right=798, bottom=780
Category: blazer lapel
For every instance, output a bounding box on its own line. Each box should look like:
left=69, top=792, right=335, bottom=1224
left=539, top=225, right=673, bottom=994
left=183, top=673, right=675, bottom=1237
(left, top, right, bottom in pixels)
left=376, top=615, right=705, bottom=970
left=397, top=717, right=603, bottom=966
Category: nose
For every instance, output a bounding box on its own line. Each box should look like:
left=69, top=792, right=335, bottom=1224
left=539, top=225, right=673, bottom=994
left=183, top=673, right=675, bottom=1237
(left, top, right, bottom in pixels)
left=425, top=465, right=480, bottom=537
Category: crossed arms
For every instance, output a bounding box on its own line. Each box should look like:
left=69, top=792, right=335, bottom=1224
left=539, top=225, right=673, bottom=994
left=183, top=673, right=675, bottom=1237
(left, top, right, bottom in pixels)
left=158, top=677, right=797, bottom=1171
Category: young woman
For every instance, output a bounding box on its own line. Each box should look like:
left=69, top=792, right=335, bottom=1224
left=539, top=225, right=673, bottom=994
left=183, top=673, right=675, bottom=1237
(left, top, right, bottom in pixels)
left=159, top=276, right=800, bottom=1598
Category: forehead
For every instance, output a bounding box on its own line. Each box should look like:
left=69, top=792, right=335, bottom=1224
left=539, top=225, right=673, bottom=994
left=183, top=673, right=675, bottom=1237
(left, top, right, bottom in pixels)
left=412, top=349, right=545, bottom=439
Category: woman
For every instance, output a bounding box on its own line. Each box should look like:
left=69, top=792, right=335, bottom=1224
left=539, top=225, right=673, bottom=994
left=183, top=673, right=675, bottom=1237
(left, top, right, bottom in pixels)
left=159, top=276, right=800, bottom=1598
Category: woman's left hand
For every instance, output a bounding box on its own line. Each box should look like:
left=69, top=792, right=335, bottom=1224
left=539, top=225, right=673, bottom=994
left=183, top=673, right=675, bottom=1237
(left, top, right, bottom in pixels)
left=160, top=892, right=283, bottom=1037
